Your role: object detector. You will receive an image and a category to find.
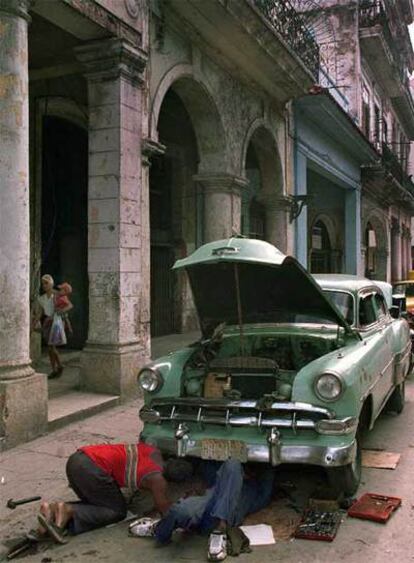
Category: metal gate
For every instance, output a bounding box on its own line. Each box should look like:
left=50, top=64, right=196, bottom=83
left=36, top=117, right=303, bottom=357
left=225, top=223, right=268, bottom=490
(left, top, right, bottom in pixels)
left=150, top=245, right=176, bottom=336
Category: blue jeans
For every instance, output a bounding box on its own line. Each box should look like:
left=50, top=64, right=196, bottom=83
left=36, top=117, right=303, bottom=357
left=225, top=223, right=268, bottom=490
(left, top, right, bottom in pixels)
left=154, top=460, right=274, bottom=544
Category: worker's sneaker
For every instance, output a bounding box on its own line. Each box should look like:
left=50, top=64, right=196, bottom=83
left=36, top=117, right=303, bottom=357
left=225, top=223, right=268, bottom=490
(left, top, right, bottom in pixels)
left=128, top=517, right=160, bottom=538
left=207, top=530, right=227, bottom=561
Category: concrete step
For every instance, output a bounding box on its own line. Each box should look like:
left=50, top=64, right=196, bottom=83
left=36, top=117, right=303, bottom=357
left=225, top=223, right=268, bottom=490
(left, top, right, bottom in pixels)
left=48, top=391, right=120, bottom=431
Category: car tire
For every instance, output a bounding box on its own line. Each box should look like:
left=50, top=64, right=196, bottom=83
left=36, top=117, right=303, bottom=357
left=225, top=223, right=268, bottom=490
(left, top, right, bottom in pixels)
left=386, top=382, right=405, bottom=414
left=327, top=436, right=361, bottom=497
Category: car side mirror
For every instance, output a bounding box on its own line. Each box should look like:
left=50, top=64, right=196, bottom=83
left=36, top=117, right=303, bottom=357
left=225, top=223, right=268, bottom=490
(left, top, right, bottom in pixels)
left=389, top=306, right=400, bottom=319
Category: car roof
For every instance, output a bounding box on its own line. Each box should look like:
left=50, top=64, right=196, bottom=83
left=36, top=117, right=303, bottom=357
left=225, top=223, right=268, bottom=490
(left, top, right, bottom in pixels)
left=313, top=274, right=377, bottom=293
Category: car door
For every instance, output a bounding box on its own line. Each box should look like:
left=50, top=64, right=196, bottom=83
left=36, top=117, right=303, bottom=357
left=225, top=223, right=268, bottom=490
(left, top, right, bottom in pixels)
left=358, top=290, right=394, bottom=419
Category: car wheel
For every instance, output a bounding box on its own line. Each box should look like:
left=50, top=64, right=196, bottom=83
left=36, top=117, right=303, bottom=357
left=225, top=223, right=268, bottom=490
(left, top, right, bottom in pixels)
left=386, top=382, right=405, bottom=414
left=327, top=436, right=361, bottom=497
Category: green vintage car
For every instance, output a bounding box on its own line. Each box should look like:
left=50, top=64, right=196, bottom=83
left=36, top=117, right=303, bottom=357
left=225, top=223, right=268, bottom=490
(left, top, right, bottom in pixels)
left=138, top=238, right=411, bottom=494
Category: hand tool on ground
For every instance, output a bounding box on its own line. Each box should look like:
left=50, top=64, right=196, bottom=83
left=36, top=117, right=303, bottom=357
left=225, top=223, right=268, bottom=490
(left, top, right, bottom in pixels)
left=6, top=495, right=41, bottom=509
left=6, top=538, right=36, bottom=560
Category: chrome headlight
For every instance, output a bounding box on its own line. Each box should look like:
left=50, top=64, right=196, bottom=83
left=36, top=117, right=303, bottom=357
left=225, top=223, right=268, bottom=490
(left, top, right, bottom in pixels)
left=314, top=373, right=343, bottom=402
left=137, top=367, right=163, bottom=393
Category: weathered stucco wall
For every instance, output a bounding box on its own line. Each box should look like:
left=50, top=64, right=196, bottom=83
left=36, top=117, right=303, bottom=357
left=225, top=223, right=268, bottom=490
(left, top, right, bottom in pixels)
left=148, top=17, right=287, bottom=183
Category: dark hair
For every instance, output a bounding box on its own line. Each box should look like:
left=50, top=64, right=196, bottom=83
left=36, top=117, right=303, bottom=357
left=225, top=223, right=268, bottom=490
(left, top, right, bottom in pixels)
left=163, top=458, right=194, bottom=482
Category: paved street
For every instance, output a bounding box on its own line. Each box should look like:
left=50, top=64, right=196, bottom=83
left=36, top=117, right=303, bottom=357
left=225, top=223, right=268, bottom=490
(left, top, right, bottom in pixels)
left=1, top=373, right=414, bottom=562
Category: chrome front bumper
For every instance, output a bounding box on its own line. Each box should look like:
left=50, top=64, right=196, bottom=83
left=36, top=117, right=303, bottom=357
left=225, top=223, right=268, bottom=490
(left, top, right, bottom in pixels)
left=141, top=432, right=357, bottom=468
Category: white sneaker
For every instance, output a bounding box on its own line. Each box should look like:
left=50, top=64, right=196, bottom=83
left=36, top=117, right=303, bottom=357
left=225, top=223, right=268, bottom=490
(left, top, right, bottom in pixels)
left=128, top=517, right=160, bottom=537
left=208, top=531, right=227, bottom=561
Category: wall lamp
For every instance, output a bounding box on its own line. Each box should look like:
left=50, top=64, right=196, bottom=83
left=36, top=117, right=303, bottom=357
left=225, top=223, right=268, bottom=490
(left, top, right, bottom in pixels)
left=289, top=195, right=312, bottom=223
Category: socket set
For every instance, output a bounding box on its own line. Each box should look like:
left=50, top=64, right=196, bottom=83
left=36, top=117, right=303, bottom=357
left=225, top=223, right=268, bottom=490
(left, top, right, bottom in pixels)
left=294, top=509, right=342, bottom=542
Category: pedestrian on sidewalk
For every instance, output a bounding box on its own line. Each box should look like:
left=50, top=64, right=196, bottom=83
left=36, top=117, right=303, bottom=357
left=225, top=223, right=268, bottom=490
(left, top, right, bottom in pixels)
left=130, top=459, right=275, bottom=561
left=35, top=442, right=173, bottom=544
left=36, top=274, right=71, bottom=378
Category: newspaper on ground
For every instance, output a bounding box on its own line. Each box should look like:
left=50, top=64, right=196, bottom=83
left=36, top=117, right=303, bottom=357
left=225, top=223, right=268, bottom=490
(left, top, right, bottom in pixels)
left=239, top=524, right=276, bottom=545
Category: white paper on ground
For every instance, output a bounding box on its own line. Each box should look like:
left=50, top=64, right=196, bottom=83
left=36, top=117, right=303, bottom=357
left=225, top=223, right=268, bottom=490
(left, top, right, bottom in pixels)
left=240, top=524, right=276, bottom=545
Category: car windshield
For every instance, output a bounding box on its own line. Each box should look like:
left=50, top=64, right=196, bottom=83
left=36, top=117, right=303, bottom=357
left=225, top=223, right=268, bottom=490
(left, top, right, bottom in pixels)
left=393, top=283, right=414, bottom=297
left=321, top=290, right=354, bottom=325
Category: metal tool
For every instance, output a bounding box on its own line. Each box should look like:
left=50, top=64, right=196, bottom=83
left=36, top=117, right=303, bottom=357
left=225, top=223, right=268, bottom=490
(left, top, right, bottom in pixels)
left=6, top=538, right=35, bottom=560
left=6, top=495, right=41, bottom=509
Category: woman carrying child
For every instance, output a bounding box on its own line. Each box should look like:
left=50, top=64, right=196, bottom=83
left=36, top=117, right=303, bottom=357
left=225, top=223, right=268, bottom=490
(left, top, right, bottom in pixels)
left=36, top=274, right=73, bottom=378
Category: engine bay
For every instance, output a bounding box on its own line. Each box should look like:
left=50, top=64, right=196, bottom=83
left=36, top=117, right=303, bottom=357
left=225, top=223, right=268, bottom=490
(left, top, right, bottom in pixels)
left=183, top=332, right=340, bottom=401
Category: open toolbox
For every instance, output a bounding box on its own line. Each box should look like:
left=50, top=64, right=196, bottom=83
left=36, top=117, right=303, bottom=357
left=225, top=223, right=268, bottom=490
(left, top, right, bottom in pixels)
left=347, top=493, right=402, bottom=523
left=294, top=509, right=342, bottom=542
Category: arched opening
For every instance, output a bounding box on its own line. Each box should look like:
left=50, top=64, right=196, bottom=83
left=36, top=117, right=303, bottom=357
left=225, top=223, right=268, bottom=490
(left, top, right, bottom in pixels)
left=41, top=116, right=88, bottom=348
left=242, top=125, right=284, bottom=247
left=364, top=213, right=388, bottom=281
left=310, top=219, right=332, bottom=273
left=242, top=144, right=266, bottom=239
left=150, top=88, right=199, bottom=336
left=364, top=221, right=377, bottom=278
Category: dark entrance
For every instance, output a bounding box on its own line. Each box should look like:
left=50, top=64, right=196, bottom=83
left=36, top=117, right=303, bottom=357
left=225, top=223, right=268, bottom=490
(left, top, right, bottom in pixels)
left=41, top=116, right=88, bottom=348
left=242, top=144, right=266, bottom=239
left=150, top=89, right=198, bottom=336
left=310, top=219, right=332, bottom=273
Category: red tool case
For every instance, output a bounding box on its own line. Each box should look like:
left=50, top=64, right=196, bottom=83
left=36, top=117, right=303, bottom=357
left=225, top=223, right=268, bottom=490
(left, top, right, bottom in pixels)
left=347, top=493, right=402, bottom=523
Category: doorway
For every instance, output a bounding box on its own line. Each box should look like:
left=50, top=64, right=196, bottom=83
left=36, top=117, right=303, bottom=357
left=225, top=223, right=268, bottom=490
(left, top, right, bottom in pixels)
left=41, top=116, right=88, bottom=348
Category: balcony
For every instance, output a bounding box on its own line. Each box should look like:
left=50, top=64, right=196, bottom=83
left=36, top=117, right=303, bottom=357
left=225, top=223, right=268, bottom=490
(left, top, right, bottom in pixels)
left=167, top=0, right=320, bottom=103
left=253, top=0, right=319, bottom=80
left=359, top=1, right=405, bottom=96
left=382, top=142, right=414, bottom=196
left=359, top=1, right=414, bottom=137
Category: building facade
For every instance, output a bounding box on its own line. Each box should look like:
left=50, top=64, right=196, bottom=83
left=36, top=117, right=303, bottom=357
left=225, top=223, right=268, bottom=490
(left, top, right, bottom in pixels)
left=1, top=0, right=414, bottom=448
left=293, top=0, right=414, bottom=281
left=0, top=0, right=322, bottom=448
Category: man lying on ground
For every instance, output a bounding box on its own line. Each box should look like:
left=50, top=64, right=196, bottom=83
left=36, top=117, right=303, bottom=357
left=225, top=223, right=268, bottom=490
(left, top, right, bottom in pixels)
left=130, top=459, right=275, bottom=562
left=33, top=442, right=176, bottom=544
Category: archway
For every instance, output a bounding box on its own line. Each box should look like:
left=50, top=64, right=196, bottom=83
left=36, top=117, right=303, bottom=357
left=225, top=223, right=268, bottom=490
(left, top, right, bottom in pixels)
left=364, top=221, right=377, bottom=278
left=242, top=124, right=284, bottom=247
left=41, top=116, right=88, bottom=348
left=310, top=219, right=332, bottom=273
left=150, top=88, right=199, bottom=336
left=363, top=213, right=388, bottom=280
left=150, top=74, right=228, bottom=336
left=242, top=144, right=266, bottom=238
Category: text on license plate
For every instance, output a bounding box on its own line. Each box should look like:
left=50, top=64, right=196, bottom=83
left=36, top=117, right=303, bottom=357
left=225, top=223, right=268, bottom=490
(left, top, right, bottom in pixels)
left=201, top=439, right=248, bottom=462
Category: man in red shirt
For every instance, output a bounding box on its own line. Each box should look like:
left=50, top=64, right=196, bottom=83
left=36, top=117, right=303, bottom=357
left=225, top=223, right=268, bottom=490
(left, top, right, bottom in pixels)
left=37, top=442, right=171, bottom=543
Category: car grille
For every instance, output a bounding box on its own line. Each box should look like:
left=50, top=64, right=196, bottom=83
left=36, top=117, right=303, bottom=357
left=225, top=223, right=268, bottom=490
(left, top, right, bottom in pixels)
left=141, top=398, right=335, bottom=432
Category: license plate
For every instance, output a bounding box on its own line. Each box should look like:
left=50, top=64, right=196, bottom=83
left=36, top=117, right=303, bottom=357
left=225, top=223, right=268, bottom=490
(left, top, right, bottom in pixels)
left=201, top=439, right=248, bottom=462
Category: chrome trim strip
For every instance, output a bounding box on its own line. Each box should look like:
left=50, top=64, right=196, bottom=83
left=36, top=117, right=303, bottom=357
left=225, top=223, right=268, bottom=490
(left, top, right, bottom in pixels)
left=149, top=398, right=334, bottom=418
left=141, top=435, right=357, bottom=468
left=140, top=406, right=353, bottom=434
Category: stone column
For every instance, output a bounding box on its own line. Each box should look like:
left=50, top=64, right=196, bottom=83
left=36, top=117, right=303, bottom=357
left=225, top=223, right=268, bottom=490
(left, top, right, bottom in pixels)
left=194, top=174, right=247, bottom=242
left=390, top=218, right=401, bottom=281
left=401, top=227, right=407, bottom=280
left=403, top=226, right=411, bottom=278
left=295, top=151, right=308, bottom=267
left=260, top=195, right=291, bottom=253
left=75, top=38, right=148, bottom=398
left=0, top=0, right=47, bottom=448
left=345, top=187, right=362, bottom=275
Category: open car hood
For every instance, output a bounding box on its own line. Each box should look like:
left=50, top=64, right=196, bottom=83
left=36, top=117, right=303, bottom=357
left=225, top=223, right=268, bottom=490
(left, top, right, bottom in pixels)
left=173, top=238, right=352, bottom=338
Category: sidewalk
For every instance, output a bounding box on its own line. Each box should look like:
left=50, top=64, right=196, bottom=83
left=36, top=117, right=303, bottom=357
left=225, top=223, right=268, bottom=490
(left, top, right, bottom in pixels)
left=33, top=330, right=200, bottom=431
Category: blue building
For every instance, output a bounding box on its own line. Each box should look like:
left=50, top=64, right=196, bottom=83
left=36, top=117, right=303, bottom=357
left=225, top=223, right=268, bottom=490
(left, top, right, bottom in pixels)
left=294, top=89, right=377, bottom=275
